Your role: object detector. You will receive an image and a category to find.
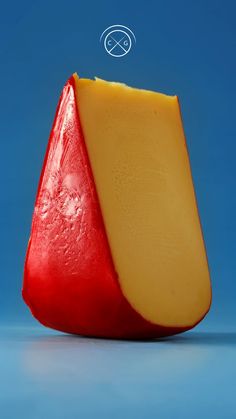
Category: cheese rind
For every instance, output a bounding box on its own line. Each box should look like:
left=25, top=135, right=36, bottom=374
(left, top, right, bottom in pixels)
left=74, top=74, right=211, bottom=327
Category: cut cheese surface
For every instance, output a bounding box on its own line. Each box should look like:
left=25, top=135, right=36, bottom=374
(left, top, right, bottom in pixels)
left=74, top=74, right=211, bottom=328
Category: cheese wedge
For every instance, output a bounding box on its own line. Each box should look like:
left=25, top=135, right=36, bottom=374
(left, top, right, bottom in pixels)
left=22, top=74, right=211, bottom=338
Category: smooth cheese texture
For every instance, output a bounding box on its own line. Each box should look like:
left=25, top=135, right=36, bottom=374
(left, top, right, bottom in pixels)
left=74, top=74, right=211, bottom=328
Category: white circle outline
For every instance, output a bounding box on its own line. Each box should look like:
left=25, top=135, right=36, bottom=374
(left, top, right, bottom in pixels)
left=104, top=30, right=132, bottom=57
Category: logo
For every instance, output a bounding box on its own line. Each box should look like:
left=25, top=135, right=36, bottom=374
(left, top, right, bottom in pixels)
left=100, top=25, right=136, bottom=57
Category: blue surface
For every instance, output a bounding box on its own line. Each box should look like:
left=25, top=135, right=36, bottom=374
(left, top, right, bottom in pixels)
left=1, top=326, right=236, bottom=418
left=0, top=0, right=236, bottom=417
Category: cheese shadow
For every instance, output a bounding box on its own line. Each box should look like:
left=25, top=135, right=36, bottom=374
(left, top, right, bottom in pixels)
left=157, top=331, right=236, bottom=346
left=27, top=331, right=236, bottom=347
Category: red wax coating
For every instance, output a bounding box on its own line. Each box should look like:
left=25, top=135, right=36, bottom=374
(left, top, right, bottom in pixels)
left=23, top=77, right=188, bottom=339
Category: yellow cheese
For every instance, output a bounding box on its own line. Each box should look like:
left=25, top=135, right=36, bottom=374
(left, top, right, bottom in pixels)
left=74, top=74, right=211, bottom=327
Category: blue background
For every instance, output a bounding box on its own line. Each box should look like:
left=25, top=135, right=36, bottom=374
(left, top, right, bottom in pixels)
left=0, top=0, right=235, bottom=417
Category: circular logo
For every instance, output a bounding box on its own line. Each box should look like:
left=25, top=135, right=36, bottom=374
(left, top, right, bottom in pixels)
left=100, top=25, right=136, bottom=58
